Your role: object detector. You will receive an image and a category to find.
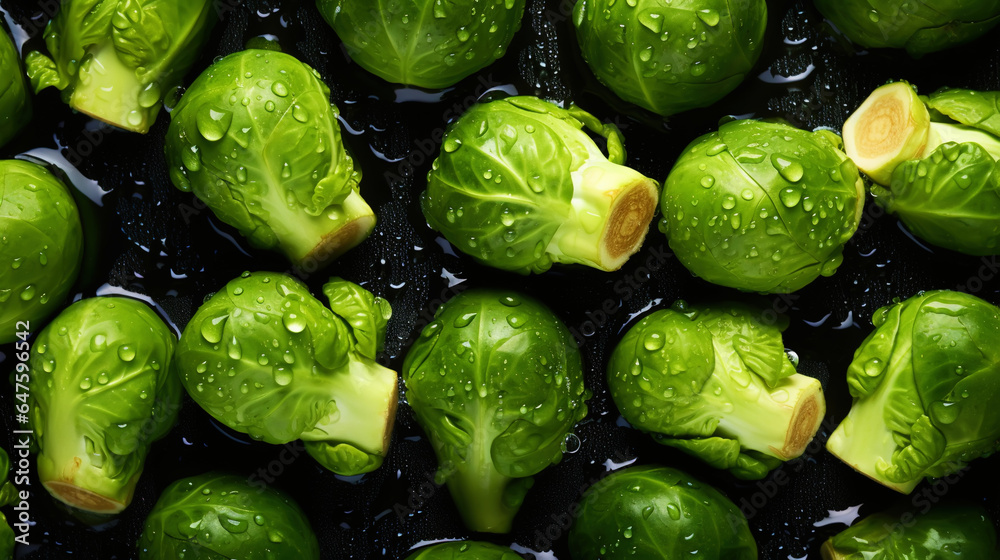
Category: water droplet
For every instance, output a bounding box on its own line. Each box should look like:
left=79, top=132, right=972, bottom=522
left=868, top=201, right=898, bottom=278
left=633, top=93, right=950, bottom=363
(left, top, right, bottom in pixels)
left=443, top=137, right=462, bottom=152
left=721, top=195, right=736, bottom=210
left=292, top=105, right=309, bottom=123
left=218, top=513, right=249, bottom=534
left=740, top=189, right=754, bottom=200
left=91, top=334, right=107, bottom=351
left=118, top=345, right=136, bottom=362
left=271, top=82, right=289, bottom=97
left=196, top=106, right=233, bottom=142
left=700, top=175, right=715, bottom=188
left=643, top=332, right=664, bottom=351
left=697, top=8, right=720, bottom=26
left=771, top=154, right=804, bottom=182
left=282, top=312, right=306, bottom=333
left=453, top=312, right=477, bottom=328
left=638, top=12, right=662, bottom=33
left=19, top=285, right=35, bottom=301
left=138, top=82, right=162, bottom=109
left=273, top=367, right=293, bottom=386
left=863, top=358, right=883, bottom=377
left=774, top=188, right=803, bottom=210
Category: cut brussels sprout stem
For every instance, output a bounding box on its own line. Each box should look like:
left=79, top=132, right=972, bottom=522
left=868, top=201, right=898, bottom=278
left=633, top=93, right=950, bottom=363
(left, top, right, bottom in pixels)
left=551, top=163, right=659, bottom=271
left=67, top=43, right=152, bottom=134
left=715, top=373, right=825, bottom=461
left=43, top=480, right=134, bottom=514
left=296, top=191, right=376, bottom=267
left=826, top=364, right=919, bottom=494
left=273, top=189, right=376, bottom=267
left=300, top=358, right=399, bottom=458
left=843, top=82, right=930, bottom=185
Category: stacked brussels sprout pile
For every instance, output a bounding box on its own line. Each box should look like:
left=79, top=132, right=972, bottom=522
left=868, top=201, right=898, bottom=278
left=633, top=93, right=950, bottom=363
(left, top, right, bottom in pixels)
left=1, top=0, right=1000, bottom=558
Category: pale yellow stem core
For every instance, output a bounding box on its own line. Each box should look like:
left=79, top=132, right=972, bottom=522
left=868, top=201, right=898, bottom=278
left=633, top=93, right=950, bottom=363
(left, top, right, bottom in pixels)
left=843, top=82, right=930, bottom=186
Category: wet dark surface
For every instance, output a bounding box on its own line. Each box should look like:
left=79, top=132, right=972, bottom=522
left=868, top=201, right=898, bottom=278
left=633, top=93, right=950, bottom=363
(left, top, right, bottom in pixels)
left=0, top=0, right=999, bottom=558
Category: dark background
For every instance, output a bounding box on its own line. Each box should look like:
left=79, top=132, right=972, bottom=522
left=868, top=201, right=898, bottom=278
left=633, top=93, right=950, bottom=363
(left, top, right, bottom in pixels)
left=1, top=0, right=999, bottom=558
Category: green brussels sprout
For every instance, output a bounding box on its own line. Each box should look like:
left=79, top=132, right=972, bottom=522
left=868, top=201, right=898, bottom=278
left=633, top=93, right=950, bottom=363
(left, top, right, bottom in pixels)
left=137, top=472, right=320, bottom=560
left=423, top=96, right=660, bottom=275
left=175, top=272, right=398, bottom=476
left=608, top=302, right=825, bottom=479
left=826, top=291, right=1000, bottom=494
left=402, top=289, right=589, bottom=533
left=0, top=160, right=84, bottom=344
left=844, top=84, right=1000, bottom=255
left=0, top=449, right=19, bottom=560
left=316, top=0, right=525, bottom=89
left=28, top=297, right=181, bottom=513
left=166, top=50, right=376, bottom=268
left=877, top=142, right=1000, bottom=255
left=821, top=504, right=998, bottom=559
left=814, top=0, right=1000, bottom=58
left=0, top=27, right=31, bottom=148
left=24, top=0, right=216, bottom=133
left=573, top=0, right=767, bottom=116
left=404, top=541, right=525, bottom=559
left=660, top=119, right=864, bottom=293
left=568, top=465, right=757, bottom=560
left=316, top=0, right=526, bottom=89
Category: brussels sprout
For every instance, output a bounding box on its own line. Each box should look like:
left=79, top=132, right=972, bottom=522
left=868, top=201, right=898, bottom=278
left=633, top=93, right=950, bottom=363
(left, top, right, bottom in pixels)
left=876, top=142, right=1000, bottom=255
left=826, top=291, right=1000, bottom=494
left=0, top=27, right=31, bottom=148
left=402, top=290, right=589, bottom=533
left=568, top=465, right=757, bottom=560
left=660, top=119, right=864, bottom=293
left=28, top=297, right=181, bottom=513
left=844, top=84, right=1000, bottom=255
left=608, top=302, right=825, bottom=479
left=24, top=0, right=215, bottom=133
left=423, top=96, right=659, bottom=274
left=166, top=50, right=376, bottom=268
left=0, top=160, right=84, bottom=344
left=137, top=472, right=319, bottom=560
left=175, top=272, right=398, bottom=476
left=316, top=0, right=526, bottom=89
left=814, top=0, right=1000, bottom=58
left=573, top=0, right=767, bottom=116
left=404, top=541, right=525, bottom=559
left=821, top=504, right=998, bottom=559
left=0, top=449, right=19, bottom=560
